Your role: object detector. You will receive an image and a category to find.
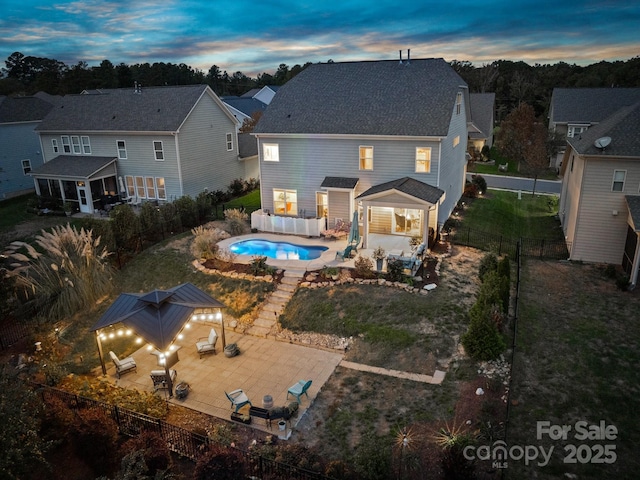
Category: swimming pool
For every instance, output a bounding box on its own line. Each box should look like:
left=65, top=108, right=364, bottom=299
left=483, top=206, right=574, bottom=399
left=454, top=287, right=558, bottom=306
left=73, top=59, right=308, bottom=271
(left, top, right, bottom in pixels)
left=229, top=239, right=328, bottom=260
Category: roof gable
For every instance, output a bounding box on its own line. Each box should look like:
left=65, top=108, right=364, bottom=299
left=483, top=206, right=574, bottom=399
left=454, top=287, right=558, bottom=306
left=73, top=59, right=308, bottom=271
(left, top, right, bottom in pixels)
left=37, top=85, right=225, bottom=132
left=357, top=177, right=444, bottom=204
left=550, top=88, right=640, bottom=124
left=0, top=95, right=56, bottom=123
left=254, top=58, right=467, bottom=137
left=469, top=93, right=495, bottom=138
left=568, top=102, right=640, bottom=157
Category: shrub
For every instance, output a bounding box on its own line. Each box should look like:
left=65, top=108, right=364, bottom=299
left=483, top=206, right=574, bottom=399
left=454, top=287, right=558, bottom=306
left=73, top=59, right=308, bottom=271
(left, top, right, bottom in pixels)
left=478, top=253, right=498, bottom=282
left=71, top=407, right=119, bottom=472
left=138, top=201, right=162, bottom=237
left=461, top=302, right=506, bottom=361
left=110, top=204, right=140, bottom=250
left=40, top=395, right=75, bottom=440
left=354, top=255, right=376, bottom=278
left=76, top=217, right=116, bottom=253
left=224, top=208, right=249, bottom=236
left=120, top=431, right=171, bottom=475
left=159, top=202, right=182, bottom=233
left=472, top=174, right=487, bottom=194
left=250, top=256, right=275, bottom=276
left=386, top=258, right=405, bottom=282
left=174, top=195, right=199, bottom=228
left=321, top=265, right=339, bottom=279
left=353, top=432, right=393, bottom=480
left=227, top=178, right=246, bottom=197
left=190, top=225, right=229, bottom=260
left=196, top=191, right=213, bottom=220
left=481, top=144, right=491, bottom=161
left=616, top=273, right=630, bottom=291
left=194, top=445, right=245, bottom=480
left=463, top=182, right=479, bottom=198
left=497, top=255, right=510, bottom=281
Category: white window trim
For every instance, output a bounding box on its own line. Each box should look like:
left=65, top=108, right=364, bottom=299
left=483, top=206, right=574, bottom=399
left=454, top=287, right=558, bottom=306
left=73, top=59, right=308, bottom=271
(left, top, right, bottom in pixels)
left=71, top=135, right=81, bottom=154
left=81, top=136, right=91, bottom=154
left=415, top=147, right=432, bottom=173
left=273, top=188, right=297, bottom=216
left=156, top=177, right=166, bottom=200
left=567, top=124, right=589, bottom=138
left=117, top=140, right=127, bottom=160
left=21, top=159, right=32, bottom=175
left=153, top=141, right=164, bottom=161
left=316, top=191, right=328, bottom=218
left=612, top=169, right=626, bottom=192
left=51, top=138, right=59, bottom=153
left=226, top=132, right=233, bottom=151
left=61, top=135, right=71, bottom=153
left=135, top=176, right=147, bottom=198
left=456, top=92, right=462, bottom=115
left=125, top=175, right=135, bottom=198
left=263, top=143, right=279, bottom=162
left=145, top=177, right=156, bottom=199
left=359, top=146, right=373, bottom=171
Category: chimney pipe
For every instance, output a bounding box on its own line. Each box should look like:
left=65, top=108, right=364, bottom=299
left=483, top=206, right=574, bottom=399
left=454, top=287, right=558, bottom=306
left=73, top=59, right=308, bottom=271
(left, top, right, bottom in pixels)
left=407, top=49, right=410, bottom=64
left=399, top=50, right=403, bottom=65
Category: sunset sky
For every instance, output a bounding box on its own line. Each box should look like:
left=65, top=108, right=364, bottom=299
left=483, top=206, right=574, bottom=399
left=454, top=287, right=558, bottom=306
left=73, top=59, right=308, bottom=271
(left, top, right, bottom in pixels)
left=1, top=0, right=639, bottom=76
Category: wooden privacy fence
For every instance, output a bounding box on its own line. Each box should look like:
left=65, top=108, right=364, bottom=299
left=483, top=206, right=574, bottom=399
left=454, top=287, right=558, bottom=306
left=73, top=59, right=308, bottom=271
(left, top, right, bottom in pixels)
left=35, top=384, right=334, bottom=480
left=447, top=227, right=570, bottom=260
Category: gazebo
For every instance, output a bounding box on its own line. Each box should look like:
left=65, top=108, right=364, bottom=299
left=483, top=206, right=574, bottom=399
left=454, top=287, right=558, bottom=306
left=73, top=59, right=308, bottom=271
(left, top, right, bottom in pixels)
left=92, top=283, right=226, bottom=396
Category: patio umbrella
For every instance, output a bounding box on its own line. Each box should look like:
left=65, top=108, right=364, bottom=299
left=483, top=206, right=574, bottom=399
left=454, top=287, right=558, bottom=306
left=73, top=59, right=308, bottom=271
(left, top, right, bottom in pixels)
left=347, top=211, right=360, bottom=247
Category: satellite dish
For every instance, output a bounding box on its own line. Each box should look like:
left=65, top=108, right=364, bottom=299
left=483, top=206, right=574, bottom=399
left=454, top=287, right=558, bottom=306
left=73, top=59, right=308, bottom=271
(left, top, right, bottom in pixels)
left=594, top=136, right=611, bottom=149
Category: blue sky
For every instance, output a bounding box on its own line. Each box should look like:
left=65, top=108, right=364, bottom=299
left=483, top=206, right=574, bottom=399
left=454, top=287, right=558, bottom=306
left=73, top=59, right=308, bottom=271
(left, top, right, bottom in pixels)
left=1, top=0, right=639, bottom=76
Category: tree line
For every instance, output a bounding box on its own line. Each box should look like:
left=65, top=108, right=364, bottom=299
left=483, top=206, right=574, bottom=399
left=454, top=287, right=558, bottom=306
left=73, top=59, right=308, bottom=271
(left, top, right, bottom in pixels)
left=1, top=51, right=638, bottom=120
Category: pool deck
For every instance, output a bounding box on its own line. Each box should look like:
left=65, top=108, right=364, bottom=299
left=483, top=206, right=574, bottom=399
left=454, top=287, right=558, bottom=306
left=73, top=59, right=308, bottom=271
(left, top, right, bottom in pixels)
left=217, top=233, right=413, bottom=272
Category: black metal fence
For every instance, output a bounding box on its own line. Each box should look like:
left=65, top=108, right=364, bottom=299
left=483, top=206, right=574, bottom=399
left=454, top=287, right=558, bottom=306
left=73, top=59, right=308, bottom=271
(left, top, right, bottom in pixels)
left=447, top=226, right=570, bottom=260
left=34, top=384, right=333, bottom=480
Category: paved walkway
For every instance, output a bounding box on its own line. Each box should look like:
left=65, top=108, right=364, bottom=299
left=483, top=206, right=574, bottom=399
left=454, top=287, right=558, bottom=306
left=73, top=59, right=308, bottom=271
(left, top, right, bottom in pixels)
left=340, top=360, right=445, bottom=384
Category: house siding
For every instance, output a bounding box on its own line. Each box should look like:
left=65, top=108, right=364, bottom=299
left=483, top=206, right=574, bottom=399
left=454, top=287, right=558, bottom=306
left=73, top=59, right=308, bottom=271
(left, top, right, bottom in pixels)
left=178, top=92, right=243, bottom=197
left=0, top=122, right=43, bottom=198
left=436, top=93, right=469, bottom=226
left=258, top=135, right=443, bottom=218
left=570, top=158, right=638, bottom=263
left=39, top=132, right=183, bottom=200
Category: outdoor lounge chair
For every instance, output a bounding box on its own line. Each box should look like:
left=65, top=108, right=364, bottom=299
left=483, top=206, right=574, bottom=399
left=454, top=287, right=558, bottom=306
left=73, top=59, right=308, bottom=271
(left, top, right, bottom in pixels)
left=196, top=328, right=218, bottom=358
left=335, top=244, right=354, bottom=261
left=225, top=389, right=252, bottom=412
left=109, top=350, right=137, bottom=378
left=287, top=380, right=312, bottom=403
left=150, top=369, right=177, bottom=392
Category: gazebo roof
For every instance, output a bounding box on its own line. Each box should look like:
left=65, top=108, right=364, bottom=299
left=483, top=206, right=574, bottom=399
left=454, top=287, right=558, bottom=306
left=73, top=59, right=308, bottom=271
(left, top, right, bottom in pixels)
left=92, top=283, right=225, bottom=351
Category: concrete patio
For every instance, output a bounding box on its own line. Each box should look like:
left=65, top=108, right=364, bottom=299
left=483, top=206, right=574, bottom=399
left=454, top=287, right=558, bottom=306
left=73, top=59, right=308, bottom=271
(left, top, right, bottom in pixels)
left=104, top=320, right=343, bottom=438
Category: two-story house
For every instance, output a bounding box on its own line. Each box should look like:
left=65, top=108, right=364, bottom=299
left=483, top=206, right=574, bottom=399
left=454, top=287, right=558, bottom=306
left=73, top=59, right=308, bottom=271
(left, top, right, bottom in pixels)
left=252, top=57, right=470, bottom=248
left=0, top=94, right=57, bottom=199
left=548, top=88, right=640, bottom=170
left=31, top=84, right=241, bottom=213
left=559, top=101, right=640, bottom=286
left=467, top=92, right=495, bottom=154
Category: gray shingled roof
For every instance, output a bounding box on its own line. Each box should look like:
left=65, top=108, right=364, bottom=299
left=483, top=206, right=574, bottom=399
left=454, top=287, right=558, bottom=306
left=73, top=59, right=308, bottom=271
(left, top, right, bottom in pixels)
left=30, top=155, right=117, bottom=178
left=626, top=196, right=640, bottom=232
left=321, top=177, right=360, bottom=189
left=222, top=97, right=267, bottom=116
left=568, top=102, right=640, bottom=157
left=37, top=85, right=210, bottom=132
left=238, top=132, right=258, bottom=158
left=0, top=95, right=56, bottom=123
left=357, top=177, right=444, bottom=204
left=469, top=93, right=495, bottom=139
left=254, top=59, right=467, bottom=136
left=550, top=88, right=640, bottom=124
left=92, top=282, right=225, bottom=351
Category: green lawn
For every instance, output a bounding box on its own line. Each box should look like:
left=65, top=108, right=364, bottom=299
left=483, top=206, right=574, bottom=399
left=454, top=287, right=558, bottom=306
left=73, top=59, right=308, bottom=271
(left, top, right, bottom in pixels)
left=458, top=190, right=562, bottom=240
left=0, top=194, right=38, bottom=231
left=224, top=189, right=260, bottom=209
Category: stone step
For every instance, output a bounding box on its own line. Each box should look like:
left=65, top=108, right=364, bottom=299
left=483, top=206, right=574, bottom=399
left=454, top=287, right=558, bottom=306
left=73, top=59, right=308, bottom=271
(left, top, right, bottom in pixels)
left=253, top=317, right=275, bottom=328
left=278, top=283, right=298, bottom=293
left=281, top=276, right=301, bottom=286
left=284, top=269, right=306, bottom=277
left=246, top=325, right=271, bottom=338
left=271, top=290, right=293, bottom=300
left=263, top=302, right=284, bottom=314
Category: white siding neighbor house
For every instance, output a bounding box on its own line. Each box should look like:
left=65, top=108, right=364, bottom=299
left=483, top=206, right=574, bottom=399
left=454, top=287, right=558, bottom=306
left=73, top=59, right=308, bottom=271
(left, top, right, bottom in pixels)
left=252, top=57, right=470, bottom=248
left=31, top=85, right=241, bottom=213
left=0, top=95, right=56, bottom=199
left=559, top=100, right=640, bottom=286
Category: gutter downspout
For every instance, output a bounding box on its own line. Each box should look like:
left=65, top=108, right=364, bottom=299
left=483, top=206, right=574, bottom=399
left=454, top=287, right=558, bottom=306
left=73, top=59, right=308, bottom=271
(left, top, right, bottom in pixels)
left=174, top=132, right=184, bottom=198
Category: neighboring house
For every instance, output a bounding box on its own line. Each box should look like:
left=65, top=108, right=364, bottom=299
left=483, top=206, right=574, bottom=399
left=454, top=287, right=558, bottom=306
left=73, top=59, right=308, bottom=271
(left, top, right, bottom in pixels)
left=0, top=95, right=57, bottom=199
left=222, top=96, right=268, bottom=125
left=559, top=101, right=640, bottom=286
left=253, top=57, right=470, bottom=248
left=241, top=85, right=279, bottom=105
left=467, top=93, right=495, bottom=152
left=548, top=88, right=640, bottom=170
left=238, top=132, right=259, bottom=179
left=31, top=84, right=241, bottom=213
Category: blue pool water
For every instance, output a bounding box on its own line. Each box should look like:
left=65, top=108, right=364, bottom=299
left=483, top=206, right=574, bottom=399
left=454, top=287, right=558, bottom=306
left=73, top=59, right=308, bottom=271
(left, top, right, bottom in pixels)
left=229, top=239, right=328, bottom=260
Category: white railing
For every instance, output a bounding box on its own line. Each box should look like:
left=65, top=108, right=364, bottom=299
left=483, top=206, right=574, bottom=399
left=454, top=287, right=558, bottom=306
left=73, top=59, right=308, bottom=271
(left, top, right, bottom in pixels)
left=251, top=211, right=325, bottom=237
